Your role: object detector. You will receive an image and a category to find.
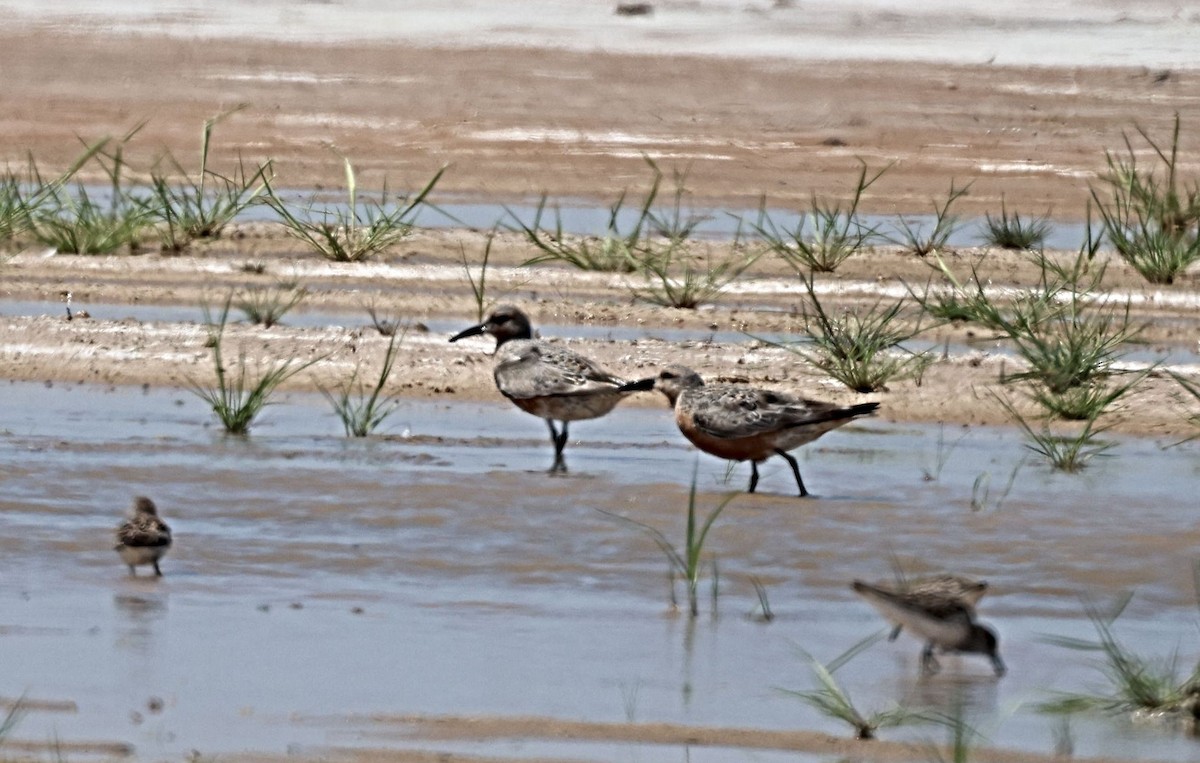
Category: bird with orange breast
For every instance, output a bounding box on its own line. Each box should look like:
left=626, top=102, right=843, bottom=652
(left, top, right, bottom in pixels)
left=622, top=365, right=878, bottom=497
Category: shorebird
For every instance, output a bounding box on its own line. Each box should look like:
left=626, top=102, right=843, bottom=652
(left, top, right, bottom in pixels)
left=115, top=496, right=173, bottom=577
left=621, top=365, right=877, bottom=496
left=883, top=574, right=989, bottom=641
left=449, top=305, right=648, bottom=474
left=852, top=580, right=1005, bottom=677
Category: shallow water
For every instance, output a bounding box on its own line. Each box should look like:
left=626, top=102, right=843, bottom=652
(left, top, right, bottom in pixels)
left=1, top=381, right=1199, bottom=760
left=4, top=295, right=1199, bottom=372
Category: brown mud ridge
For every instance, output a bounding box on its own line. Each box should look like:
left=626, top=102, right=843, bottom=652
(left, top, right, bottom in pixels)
left=1, top=226, right=1198, bottom=438
left=0, top=28, right=1198, bottom=217
left=254, top=713, right=1183, bottom=763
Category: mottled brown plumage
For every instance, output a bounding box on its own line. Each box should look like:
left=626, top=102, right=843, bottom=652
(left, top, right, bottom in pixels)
left=852, top=580, right=1005, bottom=676
left=115, top=496, right=172, bottom=577
left=882, top=574, right=989, bottom=641
left=623, top=365, right=878, bottom=496
left=450, top=305, right=645, bottom=473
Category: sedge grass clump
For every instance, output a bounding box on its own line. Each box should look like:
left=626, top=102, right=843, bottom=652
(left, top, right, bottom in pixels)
left=1039, top=591, right=1200, bottom=724
left=627, top=165, right=757, bottom=308
left=2, top=139, right=109, bottom=243
left=146, top=107, right=273, bottom=251
left=981, top=198, right=1051, bottom=251
left=599, top=467, right=735, bottom=616
left=1093, top=114, right=1200, bottom=284
left=234, top=282, right=308, bottom=328
left=1027, top=368, right=1150, bottom=422
left=891, top=180, right=970, bottom=257
left=1004, top=295, right=1140, bottom=395
left=29, top=129, right=154, bottom=255
left=911, top=252, right=1071, bottom=337
left=630, top=238, right=759, bottom=309
left=510, top=163, right=666, bottom=273
left=994, top=394, right=1113, bottom=472
left=0, top=172, right=28, bottom=243
left=921, top=224, right=1147, bottom=423
left=188, top=298, right=324, bottom=434
left=754, top=161, right=888, bottom=272
left=772, top=272, right=931, bottom=393
left=781, top=632, right=926, bottom=740
left=514, top=158, right=710, bottom=276
left=263, top=158, right=443, bottom=262
left=321, top=330, right=405, bottom=437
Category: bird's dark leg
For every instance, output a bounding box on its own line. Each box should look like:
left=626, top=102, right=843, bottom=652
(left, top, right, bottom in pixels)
left=153, top=561, right=163, bottom=577
left=921, top=641, right=941, bottom=675
left=888, top=624, right=903, bottom=642
left=748, top=461, right=760, bottom=493
left=546, top=420, right=568, bottom=474
left=128, top=565, right=136, bottom=577
left=774, top=448, right=809, bottom=497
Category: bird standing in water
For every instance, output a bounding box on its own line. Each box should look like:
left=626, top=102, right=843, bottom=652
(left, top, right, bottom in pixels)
left=450, top=305, right=648, bottom=474
left=115, top=496, right=173, bottom=577
left=622, top=365, right=877, bottom=496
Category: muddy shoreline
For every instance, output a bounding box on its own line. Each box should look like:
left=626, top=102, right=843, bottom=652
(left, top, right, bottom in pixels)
left=3, top=12, right=1200, bottom=762
left=2, top=225, right=1198, bottom=438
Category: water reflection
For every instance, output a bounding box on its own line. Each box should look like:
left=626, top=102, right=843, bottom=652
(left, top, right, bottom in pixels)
left=113, top=590, right=168, bottom=654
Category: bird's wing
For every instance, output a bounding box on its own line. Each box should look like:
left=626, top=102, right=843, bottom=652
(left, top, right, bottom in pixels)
left=494, top=342, right=624, bottom=400
left=853, top=582, right=973, bottom=646
left=117, top=516, right=172, bottom=548
left=689, top=386, right=814, bottom=439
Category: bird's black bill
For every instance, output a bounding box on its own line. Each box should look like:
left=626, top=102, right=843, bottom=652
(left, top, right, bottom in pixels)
left=449, top=323, right=487, bottom=343
left=990, top=653, right=1007, bottom=677
left=616, top=377, right=656, bottom=393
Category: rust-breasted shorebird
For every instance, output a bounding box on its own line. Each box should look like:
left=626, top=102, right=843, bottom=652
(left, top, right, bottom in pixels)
left=450, top=305, right=647, bottom=474
left=621, top=365, right=877, bottom=497
left=852, top=580, right=1005, bottom=677
left=115, top=496, right=173, bottom=577
left=881, top=574, right=989, bottom=641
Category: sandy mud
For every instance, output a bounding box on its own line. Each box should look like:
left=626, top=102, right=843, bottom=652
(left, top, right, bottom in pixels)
left=2, top=4, right=1200, bottom=761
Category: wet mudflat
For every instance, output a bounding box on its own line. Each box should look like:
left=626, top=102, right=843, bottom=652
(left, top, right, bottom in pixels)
left=1, top=381, right=1199, bottom=761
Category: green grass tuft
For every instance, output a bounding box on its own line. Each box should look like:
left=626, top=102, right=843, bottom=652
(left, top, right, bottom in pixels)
left=321, top=330, right=405, bottom=437
left=1039, top=590, right=1200, bottom=720
left=188, top=297, right=324, bottom=434
left=754, top=161, right=888, bottom=272
left=890, top=180, right=970, bottom=257
left=263, top=158, right=443, bottom=262
left=598, top=465, right=735, bottom=616
left=994, top=393, right=1114, bottom=472
left=981, top=198, right=1051, bottom=251
left=1092, top=114, right=1200, bottom=285
left=145, top=106, right=273, bottom=251
left=781, top=631, right=927, bottom=740
left=770, top=271, right=931, bottom=392
left=234, top=282, right=308, bottom=328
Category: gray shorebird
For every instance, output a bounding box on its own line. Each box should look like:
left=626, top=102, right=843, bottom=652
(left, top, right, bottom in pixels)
left=620, top=365, right=877, bottom=497
left=852, top=580, right=1005, bottom=677
left=882, top=574, right=989, bottom=641
left=449, top=305, right=646, bottom=474
left=115, top=497, right=173, bottom=577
